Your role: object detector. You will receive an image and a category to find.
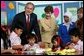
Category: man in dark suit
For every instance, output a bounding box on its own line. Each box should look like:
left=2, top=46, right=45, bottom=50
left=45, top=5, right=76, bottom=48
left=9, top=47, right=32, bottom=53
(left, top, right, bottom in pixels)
left=11, top=2, right=41, bottom=45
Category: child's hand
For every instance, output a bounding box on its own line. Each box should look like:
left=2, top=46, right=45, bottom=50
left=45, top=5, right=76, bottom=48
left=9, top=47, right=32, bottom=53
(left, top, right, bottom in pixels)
left=26, top=48, right=30, bottom=51
left=12, top=45, right=23, bottom=50
left=38, top=42, right=45, bottom=48
left=66, top=43, right=75, bottom=49
left=52, top=48, right=58, bottom=52
left=26, top=46, right=32, bottom=51
left=68, top=45, right=74, bottom=49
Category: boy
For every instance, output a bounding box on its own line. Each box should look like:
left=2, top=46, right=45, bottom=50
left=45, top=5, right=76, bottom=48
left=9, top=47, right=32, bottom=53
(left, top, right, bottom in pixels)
left=9, top=25, right=23, bottom=50
left=69, top=28, right=83, bottom=55
left=23, top=33, right=39, bottom=51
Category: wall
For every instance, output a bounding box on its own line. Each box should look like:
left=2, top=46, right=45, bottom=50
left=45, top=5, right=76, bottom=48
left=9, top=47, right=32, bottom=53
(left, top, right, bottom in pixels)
left=1, top=1, right=16, bottom=26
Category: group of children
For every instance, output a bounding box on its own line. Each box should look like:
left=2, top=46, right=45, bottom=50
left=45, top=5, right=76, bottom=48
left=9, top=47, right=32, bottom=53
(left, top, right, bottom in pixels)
left=1, top=23, right=83, bottom=55
left=1, top=25, right=43, bottom=54
left=51, top=28, right=83, bottom=55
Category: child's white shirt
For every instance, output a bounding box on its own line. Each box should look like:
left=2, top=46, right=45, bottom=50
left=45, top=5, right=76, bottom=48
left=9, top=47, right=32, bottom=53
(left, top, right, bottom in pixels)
left=9, top=31, right=21, bottom=46
left=23, top=44, right=40, bottom=50
left=72, top=40, right=83, bottom=54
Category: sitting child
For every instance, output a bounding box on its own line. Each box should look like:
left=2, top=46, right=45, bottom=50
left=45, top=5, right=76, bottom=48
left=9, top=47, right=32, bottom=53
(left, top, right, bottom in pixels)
left=38, top=42, right=46, bottom=49
left=51, top=35, right=64, bottom=52
left=9, top=25, right=23, bottom=50
left=1, top=25, right=15, bottom=54
left=69, top=28, right=83, bottom=55
left=23, top=33, right=40, bottom=51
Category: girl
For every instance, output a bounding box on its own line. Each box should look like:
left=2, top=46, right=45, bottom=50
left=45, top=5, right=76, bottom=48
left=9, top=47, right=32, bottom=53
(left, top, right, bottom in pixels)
left=51, top=35, right=64, bottom=52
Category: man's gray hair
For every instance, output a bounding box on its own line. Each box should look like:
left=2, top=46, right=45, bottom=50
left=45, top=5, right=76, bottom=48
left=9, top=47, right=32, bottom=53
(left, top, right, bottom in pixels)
left=25, top=2, right=35, bottom=10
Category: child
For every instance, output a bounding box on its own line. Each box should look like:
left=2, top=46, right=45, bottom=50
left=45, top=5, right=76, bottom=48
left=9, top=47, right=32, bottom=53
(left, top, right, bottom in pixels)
left=1, top=25, right=11, bottom=49
left=9, top=25, right=23, bottom=50
left=69, top=28, right=83, bottom=55
left=51, top=35, right=64, bottom=52
left=23, top=33, right=40, bottom=51
left=1, top=25, right=15, bottom=54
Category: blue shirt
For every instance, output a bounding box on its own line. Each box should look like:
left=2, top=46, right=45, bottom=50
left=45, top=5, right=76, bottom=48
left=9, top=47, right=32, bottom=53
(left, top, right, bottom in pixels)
left=58, top=22, right=76, bottom=45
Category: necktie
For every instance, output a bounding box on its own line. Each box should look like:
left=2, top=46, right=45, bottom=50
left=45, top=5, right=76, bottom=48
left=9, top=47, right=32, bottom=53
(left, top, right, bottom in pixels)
left=26, top=14, right=30, bottom=30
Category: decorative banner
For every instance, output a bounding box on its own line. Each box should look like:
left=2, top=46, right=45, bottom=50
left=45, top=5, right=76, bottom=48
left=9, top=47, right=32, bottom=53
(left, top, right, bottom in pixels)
left=1, top=1, right=6, bottom=9
left=53, top=7, right=59, bottom=17
left=8, top=2, right=14, bottom=9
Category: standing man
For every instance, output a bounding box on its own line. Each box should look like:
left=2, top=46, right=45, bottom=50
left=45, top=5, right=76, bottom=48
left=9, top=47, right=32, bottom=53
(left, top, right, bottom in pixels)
left=11, top=2, right=41, bottom=45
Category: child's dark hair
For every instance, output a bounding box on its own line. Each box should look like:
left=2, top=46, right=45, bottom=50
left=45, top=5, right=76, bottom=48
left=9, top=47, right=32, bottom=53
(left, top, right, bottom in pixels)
left=27, top=33, right=37, bottom=43
left=51, top=35, right=61, bottom=44
left=44, top=5, right=53, bottom=13
left=51, top=35, right=64, bottom=49
left=14, top=25, right=23, bottom=30
left=69, top=28, right=80, bottom=38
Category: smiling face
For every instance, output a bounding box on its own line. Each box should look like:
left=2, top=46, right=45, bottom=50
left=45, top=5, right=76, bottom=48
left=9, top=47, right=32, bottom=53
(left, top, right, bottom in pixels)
left=45, top=12, right=52, bottom=19
left=28, top=37, right=36, bottom=46
left=25, top=3, right=34, bottom=14
left=77, top=8, right=83, bottom=19
left=44, top=5, right=53, bottom=19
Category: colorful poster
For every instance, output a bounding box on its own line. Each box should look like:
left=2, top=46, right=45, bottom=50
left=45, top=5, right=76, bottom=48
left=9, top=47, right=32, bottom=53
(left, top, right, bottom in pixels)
left=67, top=8, right=77, bottom=22
left=53, top=5, right=62, bottom=25
left=1, top=11, right=7, bottom=25
left=1, top=1, right=6, bottom=9
left=53, top=7, right=59, bottom=17
left=6, top=1, right=16, bottom=26
left=8, top=2, right=15, bottom=9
